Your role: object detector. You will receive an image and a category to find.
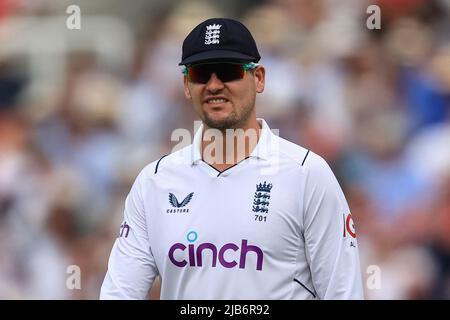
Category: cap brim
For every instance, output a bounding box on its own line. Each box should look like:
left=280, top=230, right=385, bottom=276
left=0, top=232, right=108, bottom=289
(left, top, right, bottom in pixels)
left=179, top=50, right=256, bottom=66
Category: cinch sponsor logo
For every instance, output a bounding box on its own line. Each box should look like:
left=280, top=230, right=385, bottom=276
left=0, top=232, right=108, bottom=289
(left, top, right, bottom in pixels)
left=168, top=231, right=264, bottom=271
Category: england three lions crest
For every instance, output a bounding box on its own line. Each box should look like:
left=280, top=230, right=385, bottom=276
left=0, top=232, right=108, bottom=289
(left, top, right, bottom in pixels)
left=252, top=181, right=273, bottom=213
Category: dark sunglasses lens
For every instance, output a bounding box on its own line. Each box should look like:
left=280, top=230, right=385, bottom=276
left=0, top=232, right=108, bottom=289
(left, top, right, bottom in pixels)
left=188, top=64, right=245, bottom=84
left=217, top=64, right=245, bottom=82
left=188, top=65, right=211, bottom=83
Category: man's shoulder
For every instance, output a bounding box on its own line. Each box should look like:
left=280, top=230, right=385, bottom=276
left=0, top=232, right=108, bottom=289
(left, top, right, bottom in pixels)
left=137, top=145, right=192, bottom=180
left=275, top=135, right=331, bottom=171
left=275, top=135, right=311, bottom=165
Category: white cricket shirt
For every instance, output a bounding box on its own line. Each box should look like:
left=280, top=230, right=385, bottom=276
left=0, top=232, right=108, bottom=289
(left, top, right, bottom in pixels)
left=100, top=119, right=364, bottom=300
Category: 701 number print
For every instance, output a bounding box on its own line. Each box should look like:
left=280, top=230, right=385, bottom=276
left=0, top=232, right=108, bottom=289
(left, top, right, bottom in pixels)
left=254, top=215, right=267, bottom=222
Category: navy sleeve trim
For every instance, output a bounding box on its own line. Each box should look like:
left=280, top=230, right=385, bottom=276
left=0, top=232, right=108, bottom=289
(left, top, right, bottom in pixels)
left=154, top=155, right=168, bottom=174
left=301, top=149, right=310, bottom=166
left=293, top=278, right=316, bottom=298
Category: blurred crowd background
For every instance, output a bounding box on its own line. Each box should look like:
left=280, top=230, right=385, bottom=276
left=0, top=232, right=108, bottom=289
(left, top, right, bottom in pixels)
left=0, top=0, right=449, bottom=299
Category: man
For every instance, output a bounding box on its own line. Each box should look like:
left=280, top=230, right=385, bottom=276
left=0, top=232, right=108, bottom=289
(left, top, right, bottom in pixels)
left=100, top=18, right=364, bottom=299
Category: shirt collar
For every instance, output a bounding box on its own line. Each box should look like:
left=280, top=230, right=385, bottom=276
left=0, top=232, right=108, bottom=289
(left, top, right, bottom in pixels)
left=191, top=118, right=275, bottom=165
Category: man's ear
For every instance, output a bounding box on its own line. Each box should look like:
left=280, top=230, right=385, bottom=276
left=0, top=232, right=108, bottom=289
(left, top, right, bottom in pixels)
left=254, top=65, right=265, bottom=93
left=183, top=76, right=192, bottom=99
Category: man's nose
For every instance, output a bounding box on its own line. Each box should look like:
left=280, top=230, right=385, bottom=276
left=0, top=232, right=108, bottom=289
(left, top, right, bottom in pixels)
left=205, top=72, right=224, bottom=92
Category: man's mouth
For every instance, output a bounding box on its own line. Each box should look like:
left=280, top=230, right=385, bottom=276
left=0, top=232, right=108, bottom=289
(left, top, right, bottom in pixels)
left=207, top=98, right=227, bottom=103
left=204, top=97, right=229, bottom=105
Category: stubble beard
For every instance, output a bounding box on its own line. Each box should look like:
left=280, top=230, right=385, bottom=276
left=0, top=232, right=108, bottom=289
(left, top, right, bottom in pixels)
left=202, top=103, right=255, bottom=131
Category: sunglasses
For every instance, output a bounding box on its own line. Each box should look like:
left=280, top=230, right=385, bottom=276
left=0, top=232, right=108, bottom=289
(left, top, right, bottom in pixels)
left=182, top=62, right=259, bottom=84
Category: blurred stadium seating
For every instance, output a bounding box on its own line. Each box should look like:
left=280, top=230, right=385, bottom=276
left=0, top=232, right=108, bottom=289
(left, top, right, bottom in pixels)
left=0, top=0, right=449, bottom=299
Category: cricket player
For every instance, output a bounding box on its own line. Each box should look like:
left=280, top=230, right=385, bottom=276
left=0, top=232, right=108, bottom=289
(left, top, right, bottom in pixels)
left=100, top=18, right=364, bottom=299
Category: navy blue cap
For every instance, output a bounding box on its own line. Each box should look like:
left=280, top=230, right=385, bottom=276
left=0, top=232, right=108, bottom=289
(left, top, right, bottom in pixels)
left=179, top=18, right=261, bottom=66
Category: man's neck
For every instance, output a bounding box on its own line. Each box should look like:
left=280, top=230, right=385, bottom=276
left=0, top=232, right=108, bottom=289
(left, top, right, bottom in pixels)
left=201, top=118, right=261, bottom=172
